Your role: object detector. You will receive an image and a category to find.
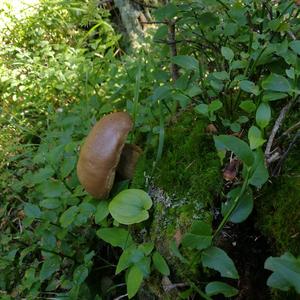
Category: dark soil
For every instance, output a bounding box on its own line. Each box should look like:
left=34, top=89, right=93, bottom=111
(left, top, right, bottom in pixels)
left=215, top=212, right=272, bottom=300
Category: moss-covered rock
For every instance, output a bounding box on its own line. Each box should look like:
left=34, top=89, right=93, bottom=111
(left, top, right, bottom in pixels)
left=131, top=112, right=222, bottom=295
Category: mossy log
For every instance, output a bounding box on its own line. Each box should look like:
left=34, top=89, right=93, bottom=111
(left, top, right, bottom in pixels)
left=131, top=112, right=222, bottom=297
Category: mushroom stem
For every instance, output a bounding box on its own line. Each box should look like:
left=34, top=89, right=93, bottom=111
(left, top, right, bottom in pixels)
left=117, top=143, right=143, bottom=180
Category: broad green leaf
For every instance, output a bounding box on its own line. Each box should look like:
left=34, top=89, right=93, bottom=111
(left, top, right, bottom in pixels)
left=39, top=255, right=61, bottom=281
left=262, top=74, right=292, bottom=93
left=224, top=22, right=238, bottom=36
left=262, top=92, right=288, bottom=102
left=135, top=256, right=151, bottom=277
left=239, top=100, right=256, bottom=113
left=41, top=231, right=56, bottom=251
left=202, top=247, right=239, bottom=279
left=205, top=281, right=239, bottom=297
left=222, top=187, right=253, bottom=223
left=209, top=100, right=223, bottom=112
left=126, top=265, right=144, bottom=299
left=24, top=203, right=41, bottom=219
left=95, top=201, right=109, bottom=224
left=116, top=245, right=144, bottom=274
left=37, top=180, right=69, bottom=198
left=153, top=86, right=171, bottom=101
left=154, top=3, right=178, bottom=21
left=230, top=122, right=241, bottom=133
left=221, top=47, right=234, bottom=61
left=289, top=40, right=300, bottom=55
left=182, top=220, right=212, bottom=250
left=138, top=242, right=154, bottom=256
left=286, top=67, right=295, bottom=80
left=31, top=166, right=55, bottom=185
left=152, top=251, right=170, bottom=276
left=198, top=12, right=219, bottom=27
left=59, top=206, right=79, bottom=228
left=73, top=265, right=89, bottom=285
left=171, top=55, right=199, bottom=71
left=212, top=71, right=230, bottom=81
left=108, top=189, right=152, bottom=225
left=249, top=150, right=269, bottom=187
left=96, top=228, right=133, bottom=249
left=60, top=156, right=76, bottom=178
left=40, top=198, right=61, bottom=209
left=214, top=135, right=254, bottom=166
left=248, top=126, right=266, bottom=149
left=240, top=80, right=259, bottom=96
left=195, top=104, right=209, bottom=116
left=256, top=102, right=271, bottom=129
left=265, top=252, right=300, bottom=293
left=169, top=240, right=188, bottom=263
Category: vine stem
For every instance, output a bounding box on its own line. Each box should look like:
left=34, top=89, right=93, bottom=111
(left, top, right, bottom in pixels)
left=213, top=170, right=250, bottom=240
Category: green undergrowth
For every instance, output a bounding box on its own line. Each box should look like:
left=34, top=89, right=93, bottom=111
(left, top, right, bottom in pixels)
left=132, top=112, right=222, bottom=287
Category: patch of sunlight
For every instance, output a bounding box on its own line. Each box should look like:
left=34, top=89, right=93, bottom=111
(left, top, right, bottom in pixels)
left=0, top=0, right=40, bottom=30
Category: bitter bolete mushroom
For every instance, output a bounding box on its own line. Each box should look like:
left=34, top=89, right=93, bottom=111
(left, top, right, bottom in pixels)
left=77, top=112, right=141, bottom=199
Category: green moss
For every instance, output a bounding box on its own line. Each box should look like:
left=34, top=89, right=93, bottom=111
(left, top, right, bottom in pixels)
left=255, top=146, right=300, bottom=256
left=256, top=175, right=300, bottom=255
left=132, top=112, right=222, bottom=288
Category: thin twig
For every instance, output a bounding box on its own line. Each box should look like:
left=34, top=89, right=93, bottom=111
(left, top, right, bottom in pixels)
left=273, top=131, right=300, bottom=176
left=114, top=294, right=128, bottom=300
left=265, top=101, right=293, bottom=159
left=281, top=121, right=300, bottom=137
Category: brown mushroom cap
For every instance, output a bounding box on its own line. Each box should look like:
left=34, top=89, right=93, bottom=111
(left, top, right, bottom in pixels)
left=77, top=112, right=133, bottom=199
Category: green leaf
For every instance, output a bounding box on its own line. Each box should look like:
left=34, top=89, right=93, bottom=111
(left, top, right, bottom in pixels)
left=202, top=247, right=239, bottom=279
left=239, top=100, right=256, bottom=113
left=40, top=198, right=61, bottom=209
left=59, top=206, right=79, bottom=228
left=73, top=265, right=89, bottom=285
left=138, top=242, right=154, bottom=256
left=126, top=265, right=144, bottom=299
left=95, top=201, right=109, bottom=224
left=289, top=40, right=300, bottom=55
left=205, top=281, right=239, bottom=297
left=222, top=187, right=253, bottom=223
left=214, top=135, right=254, bottom=166
left=135, top=256, right=151, bottom=277
left=108, top=189, right=152, bottom=225
left=152, top=251, right=170, bottom=276
left=209, top=100, right=223, bottom=112
left=171, top=55, right=199, bottom=71
left=96, top=228, right=133, bottom=249
left=240, top=80, right=260, bottom=96
left=195, top=104, right=209, bottom=116
left=221, top=47, right=234, bottom=61
left=153, top=86, right=171, bottom=101
left=24, top=203, right=41, bottom=218
left=262, top=92, right=288, bottom=102
left=37, top=180, right=69, bottom=198
left=31, top=166, right=55, bottom=185
left=249, top=150, right=269, bottom=187
left=212, top=71, right=229, bottom=81
left=154, top=3, right=178, bottom=21
left=248, top=126, right=266, bottom=150
left=182, top=220, right=212, bottom=250
left=169, top=240, right=188, bottom=263
left=265, top=252, right=300, bottom=293
left=262, top=74, right=292, bottom=93
left=198, top=12, right=219, bottom=27
left=39, top=255, right=61, bottom=281
left=116, top=245, right=144, bottom=274
left=256, top=102, right=271, bottom=129
left=60, top=156, right=76, bottom=178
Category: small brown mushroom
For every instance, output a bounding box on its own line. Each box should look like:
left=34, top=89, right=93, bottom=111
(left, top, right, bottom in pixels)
left=77, top=112, right=141, bottom=199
